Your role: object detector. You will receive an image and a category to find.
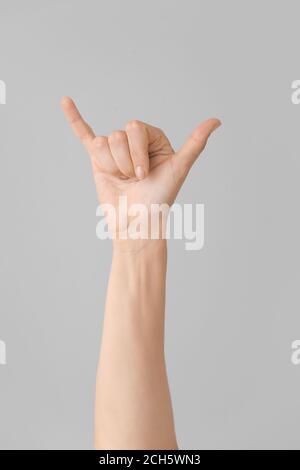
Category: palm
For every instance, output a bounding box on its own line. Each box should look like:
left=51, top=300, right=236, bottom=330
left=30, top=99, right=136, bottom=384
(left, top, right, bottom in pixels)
left=93, top=151, right=181, bottom=211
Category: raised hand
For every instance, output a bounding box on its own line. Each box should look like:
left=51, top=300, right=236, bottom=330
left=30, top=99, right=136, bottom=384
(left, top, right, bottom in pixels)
left=61, top=97, right=221, bottom=213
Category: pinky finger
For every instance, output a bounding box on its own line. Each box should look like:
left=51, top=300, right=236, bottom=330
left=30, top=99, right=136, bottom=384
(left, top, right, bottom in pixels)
left=61, top=96, right=95, bottom=150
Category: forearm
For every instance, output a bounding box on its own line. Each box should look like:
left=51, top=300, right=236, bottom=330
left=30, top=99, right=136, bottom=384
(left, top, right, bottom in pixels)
left=94, top=240, right=177, bottom=450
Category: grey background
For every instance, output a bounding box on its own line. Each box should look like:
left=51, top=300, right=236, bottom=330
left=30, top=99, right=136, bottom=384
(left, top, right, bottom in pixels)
left=0, top=0, right=299, bottom=450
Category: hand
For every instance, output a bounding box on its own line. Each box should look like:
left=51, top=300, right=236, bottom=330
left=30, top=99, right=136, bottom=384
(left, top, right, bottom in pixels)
left=61, top=97, right=221, bottom=241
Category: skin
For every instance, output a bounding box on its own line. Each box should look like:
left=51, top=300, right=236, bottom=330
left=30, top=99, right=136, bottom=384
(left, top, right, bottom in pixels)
left=61, top=96, right=221, bottom=449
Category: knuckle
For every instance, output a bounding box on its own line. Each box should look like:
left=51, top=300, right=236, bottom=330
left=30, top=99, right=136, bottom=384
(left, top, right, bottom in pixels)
left=191, top=129, right=208, bottom=145
left=108, top=130, right=125, bottom=142
left=94, top=136, right=107, bottom=149
left=126, top=119, right=142, bottom=131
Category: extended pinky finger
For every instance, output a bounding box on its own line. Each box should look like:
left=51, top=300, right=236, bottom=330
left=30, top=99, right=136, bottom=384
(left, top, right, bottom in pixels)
left=61, top=96, right=95, bottom=149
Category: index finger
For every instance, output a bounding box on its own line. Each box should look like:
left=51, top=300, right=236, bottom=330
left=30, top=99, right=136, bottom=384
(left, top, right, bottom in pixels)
left=61, top=96, right=95, bottom=148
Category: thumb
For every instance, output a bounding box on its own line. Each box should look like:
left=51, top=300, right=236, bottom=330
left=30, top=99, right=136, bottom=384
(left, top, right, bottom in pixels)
left=174, top=118, right=221, bottom=172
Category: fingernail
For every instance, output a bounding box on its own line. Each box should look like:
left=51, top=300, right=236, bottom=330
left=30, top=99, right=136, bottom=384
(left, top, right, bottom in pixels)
left=135, top=166, right=145, bottom=180
left=209, top=120, right=222, bottom=137
left=213, top=120, right=222, bottom=131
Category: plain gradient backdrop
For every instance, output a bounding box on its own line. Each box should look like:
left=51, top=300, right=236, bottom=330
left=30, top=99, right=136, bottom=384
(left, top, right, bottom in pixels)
left=0, top=0, right=300, bottom=449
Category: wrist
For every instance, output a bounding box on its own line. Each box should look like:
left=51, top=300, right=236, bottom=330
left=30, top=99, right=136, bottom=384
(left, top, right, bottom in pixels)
left=112, top=238, right=167, bottom=255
